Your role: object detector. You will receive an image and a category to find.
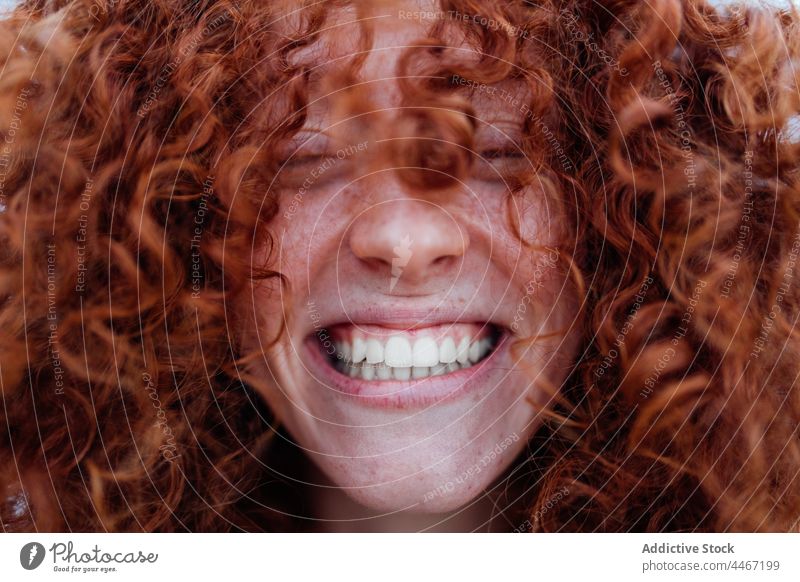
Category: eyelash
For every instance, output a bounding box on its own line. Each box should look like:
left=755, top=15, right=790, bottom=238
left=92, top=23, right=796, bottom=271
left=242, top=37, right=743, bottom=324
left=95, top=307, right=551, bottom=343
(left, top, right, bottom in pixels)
left=283, top=152, right=330, bottom=167
left=280, top=130, right=332, bottom=169
left=479, top=148, right=525, bottom=160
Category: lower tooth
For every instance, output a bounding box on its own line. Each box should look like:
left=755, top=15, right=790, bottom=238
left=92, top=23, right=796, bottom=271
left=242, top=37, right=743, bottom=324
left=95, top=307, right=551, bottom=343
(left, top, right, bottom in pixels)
left=431, top=363, right=447, bottom=376
left=338, top=358, right=477, bottom=381
left=412, top=366, right=429, bottom=379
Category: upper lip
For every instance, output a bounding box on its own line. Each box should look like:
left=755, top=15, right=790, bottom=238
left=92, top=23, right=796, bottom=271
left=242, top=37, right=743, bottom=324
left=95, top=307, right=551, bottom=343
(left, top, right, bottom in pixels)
left=306, top=305, right=510, bottom=335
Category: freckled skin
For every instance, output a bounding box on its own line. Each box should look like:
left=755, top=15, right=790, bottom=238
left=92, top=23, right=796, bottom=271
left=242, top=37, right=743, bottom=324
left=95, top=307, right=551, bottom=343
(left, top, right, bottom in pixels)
left=237, top=2, right=581, bottom=518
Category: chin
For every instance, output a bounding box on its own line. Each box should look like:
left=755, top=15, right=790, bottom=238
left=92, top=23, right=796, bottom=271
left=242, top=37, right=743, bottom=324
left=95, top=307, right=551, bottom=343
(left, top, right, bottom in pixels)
left=337, top=475, right=499, bottom=515
left=307, top=425, right=530, bottom=514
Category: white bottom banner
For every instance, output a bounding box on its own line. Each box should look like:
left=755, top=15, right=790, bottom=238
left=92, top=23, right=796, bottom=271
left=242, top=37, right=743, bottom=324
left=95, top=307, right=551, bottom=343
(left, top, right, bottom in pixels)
left=1, top=533, right=798, bottom=581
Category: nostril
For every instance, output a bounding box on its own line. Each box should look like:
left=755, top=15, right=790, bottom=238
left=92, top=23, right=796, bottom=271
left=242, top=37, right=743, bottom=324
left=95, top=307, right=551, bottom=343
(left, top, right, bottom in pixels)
left=432, top=255, right=454, bottom=268
left=362, top=256, right=390, bottom=272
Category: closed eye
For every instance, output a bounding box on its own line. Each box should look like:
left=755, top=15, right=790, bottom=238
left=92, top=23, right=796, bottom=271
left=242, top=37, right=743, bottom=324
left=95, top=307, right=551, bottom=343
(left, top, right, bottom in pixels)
left=282, top=152, right=334, bottom=169
left=279, top=130, right=333, bottom=169
left=473, top=147, right=529, bottom=182
left=479, top=147, right=526, bottom=160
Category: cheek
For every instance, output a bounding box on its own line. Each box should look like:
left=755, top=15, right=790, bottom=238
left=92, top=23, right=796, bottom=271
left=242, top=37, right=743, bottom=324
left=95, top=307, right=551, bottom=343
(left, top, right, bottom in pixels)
left=511, top=266, right=579, bottom=353
left=270, top=195, right=351, bottom=280
left=499, top=191, right=574, bottom=311
left=506, top=184, right=569, bottom=248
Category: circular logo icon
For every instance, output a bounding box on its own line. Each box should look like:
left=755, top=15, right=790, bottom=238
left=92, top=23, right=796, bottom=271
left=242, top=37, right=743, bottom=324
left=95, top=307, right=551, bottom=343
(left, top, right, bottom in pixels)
left=20, top=542, right=46, bottom=570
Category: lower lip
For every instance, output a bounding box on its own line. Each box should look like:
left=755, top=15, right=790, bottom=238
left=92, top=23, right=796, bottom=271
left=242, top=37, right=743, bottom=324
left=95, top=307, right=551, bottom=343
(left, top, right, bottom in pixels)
left=304, top=332, right=510, bottom=409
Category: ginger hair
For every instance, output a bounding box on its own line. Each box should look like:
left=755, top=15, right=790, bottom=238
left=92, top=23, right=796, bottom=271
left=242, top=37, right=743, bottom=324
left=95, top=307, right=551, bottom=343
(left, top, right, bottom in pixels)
left=0, top=0, right=798, bottom=531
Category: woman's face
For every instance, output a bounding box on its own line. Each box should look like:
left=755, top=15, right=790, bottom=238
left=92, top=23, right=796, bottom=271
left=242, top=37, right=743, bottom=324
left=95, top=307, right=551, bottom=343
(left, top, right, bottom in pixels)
left=239, top=5, right=580, bottom=513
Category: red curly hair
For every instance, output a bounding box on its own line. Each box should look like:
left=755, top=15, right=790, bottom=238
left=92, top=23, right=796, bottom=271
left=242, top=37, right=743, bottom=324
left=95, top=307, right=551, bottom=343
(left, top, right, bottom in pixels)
left=0, top=0, right=799, bottom=532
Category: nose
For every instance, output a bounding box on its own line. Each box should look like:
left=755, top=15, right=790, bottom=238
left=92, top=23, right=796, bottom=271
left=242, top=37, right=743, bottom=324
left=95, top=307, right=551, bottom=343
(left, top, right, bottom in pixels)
left=348, top=198, right=468, bottom=291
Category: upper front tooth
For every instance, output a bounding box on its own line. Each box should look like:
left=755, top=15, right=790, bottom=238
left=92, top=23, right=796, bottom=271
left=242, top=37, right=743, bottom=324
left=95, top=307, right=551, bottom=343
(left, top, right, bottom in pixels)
left=413, top=337, right=439, bottom=367
left=333, top=332, right=492, bottom=376
left=366, top=339, right=384, bottom=364
left=439, top=337, right=456, bottom=363
left=352, top=338, right=367, bottom=363
left=384, top=336, right=413, bottom=367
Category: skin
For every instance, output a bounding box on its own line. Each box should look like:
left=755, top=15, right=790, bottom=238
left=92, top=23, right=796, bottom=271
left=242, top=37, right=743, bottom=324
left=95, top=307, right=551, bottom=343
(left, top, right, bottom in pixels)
left=236, top=2, right=581, bottom=531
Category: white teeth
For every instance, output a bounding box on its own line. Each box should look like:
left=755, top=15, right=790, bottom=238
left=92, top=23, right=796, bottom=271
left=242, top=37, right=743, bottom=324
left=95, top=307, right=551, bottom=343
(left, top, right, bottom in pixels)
left=412, top=337, right=439, bottom=367
left=412, top=366, right=429, bottom=379
left=384, top=336, right=413, bottom=367
left=352, top=338, right=367, bottom=363
left=329, top=330, right=497, bottom=381
left=468, top=340, right=482, bottom=363
left=456, top=337, right=470, bottom=364
left=366, top=339, right=383, bottom=364
left=431, top=363, right=447, bottom=376
left=361, top=364, right=376, bottom=380
left=439, top=337, right=456, bottom=363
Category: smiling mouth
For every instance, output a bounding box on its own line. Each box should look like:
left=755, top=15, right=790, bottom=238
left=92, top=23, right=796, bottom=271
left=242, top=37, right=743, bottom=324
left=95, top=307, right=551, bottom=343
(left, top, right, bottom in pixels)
left=312, top=322, right=504, bottom=381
